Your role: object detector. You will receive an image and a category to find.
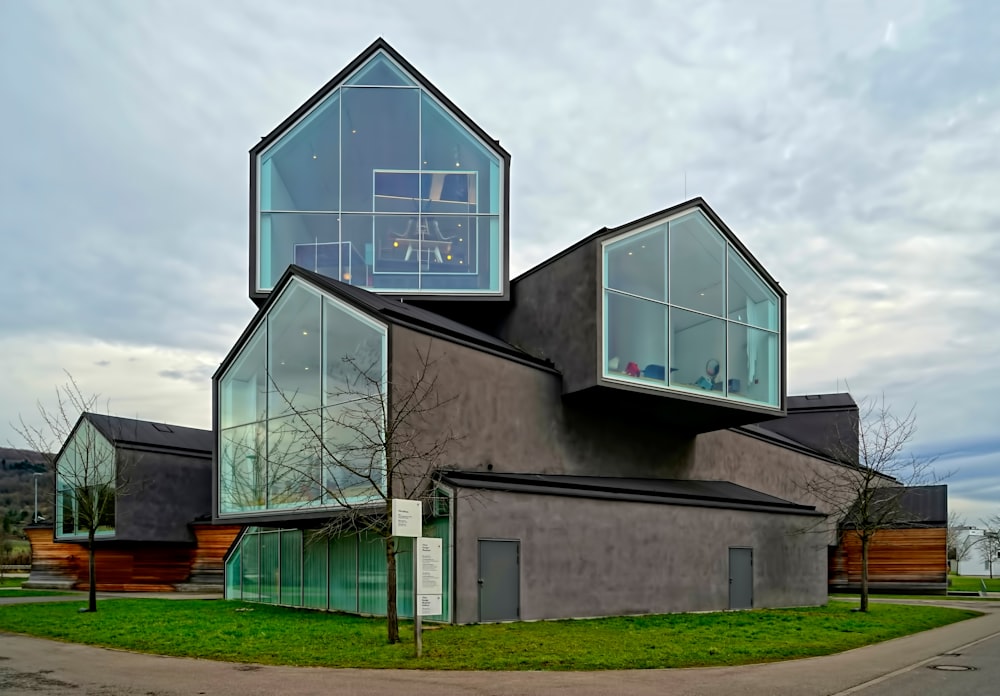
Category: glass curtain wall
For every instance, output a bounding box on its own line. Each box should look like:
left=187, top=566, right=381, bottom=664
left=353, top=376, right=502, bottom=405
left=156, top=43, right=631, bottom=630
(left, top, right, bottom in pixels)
left=602, top=211, right=781, bottom=407
left=54, top=420, right=117, bottom=539
left=258, top=51, right=503, bottom=295
left=218, top=278, right=388, bottom=515
left=225, top=517, right=452, bottom=622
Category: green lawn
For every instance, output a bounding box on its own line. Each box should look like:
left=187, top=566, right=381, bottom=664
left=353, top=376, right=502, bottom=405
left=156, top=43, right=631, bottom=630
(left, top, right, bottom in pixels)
left=949, top=575, right=1000, bottom=592
left=0, top=600, right=981, bottom=670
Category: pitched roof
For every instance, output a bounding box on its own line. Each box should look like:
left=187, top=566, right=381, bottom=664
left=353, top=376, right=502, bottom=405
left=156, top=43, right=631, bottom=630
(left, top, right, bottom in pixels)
left=85, top=414, right=212, bottom=458
left=438, top=470, right=822, bottom=516
left=251, top=38, right=509, bottom=162
left=285, top=266, right=553, bottom=369
left=512, top=197, right=784, bottom=300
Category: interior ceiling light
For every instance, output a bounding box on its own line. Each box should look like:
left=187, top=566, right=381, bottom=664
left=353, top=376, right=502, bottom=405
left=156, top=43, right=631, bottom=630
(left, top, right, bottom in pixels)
left=312, top=154, right=318, bottom=160
left=302, top=330, right=309, bottom=336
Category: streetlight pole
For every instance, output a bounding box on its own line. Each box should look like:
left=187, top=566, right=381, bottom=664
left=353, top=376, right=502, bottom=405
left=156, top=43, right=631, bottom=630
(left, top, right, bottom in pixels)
left=32, top=472, right=44, bottom=523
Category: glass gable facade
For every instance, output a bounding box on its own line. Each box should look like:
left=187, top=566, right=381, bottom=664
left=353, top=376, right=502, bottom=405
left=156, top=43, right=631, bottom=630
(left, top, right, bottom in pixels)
left=55, top=419, right=116, bottom=540
left=256, top=51, right=504, bottom=296
left=218, top=277, right=389, bottom=516
left=603, top=209, right=781, bottom=408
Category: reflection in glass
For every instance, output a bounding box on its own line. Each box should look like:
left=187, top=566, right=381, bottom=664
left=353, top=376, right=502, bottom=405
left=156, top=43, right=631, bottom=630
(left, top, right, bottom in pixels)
left=261, top=213, right=339, bottom=291
left=218, top=279, right=389, bottom=515
left=220, top=325, right=266, bottom=429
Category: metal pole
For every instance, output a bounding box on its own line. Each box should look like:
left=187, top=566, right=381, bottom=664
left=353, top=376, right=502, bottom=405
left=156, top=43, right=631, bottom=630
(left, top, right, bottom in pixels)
left=33, top=473, right=43, bottom=523
left=414, top=545, right=422, bottom=658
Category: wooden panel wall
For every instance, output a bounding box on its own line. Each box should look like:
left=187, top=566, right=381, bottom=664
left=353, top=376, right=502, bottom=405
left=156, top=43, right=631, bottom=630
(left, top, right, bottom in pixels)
left=26, top=524, right=243, bottom=592
left=188, top=524, right=242, bottom=582
left=836, top=528, right=948, bottom=584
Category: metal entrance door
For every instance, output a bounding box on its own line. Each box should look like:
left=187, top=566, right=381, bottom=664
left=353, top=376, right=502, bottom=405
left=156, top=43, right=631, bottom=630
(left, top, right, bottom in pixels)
left=729, top=547, right=753, bottom=610
left=478, top=539, right=520, bottom=622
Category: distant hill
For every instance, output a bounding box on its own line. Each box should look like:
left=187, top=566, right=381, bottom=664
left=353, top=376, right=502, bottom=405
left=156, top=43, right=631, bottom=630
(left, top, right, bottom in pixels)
left=0, top=448, right=53, bottom=529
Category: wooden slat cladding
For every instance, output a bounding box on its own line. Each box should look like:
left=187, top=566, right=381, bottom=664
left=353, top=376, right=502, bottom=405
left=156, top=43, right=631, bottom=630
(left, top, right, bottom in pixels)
left=188, top=524, right=242, bottom=582
left=836, top=528, right=948, bottom=584
left=25, top=524, right=243, bottom=591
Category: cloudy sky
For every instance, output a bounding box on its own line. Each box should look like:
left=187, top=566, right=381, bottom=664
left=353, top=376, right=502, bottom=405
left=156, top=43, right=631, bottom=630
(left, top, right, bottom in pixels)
left=1, top=1, right=997, bottom=520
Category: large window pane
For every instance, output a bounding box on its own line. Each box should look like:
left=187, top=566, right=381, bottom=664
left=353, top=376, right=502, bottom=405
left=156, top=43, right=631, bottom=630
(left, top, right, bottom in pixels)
left=262, top=213, right=339, bottom=290
left=727, top=324, right=780, bottom=406
left=267, top=413, right=323, bottom=509
left=605, top=223, right=667, bottom=302
left=219, top=423, right=266, bottom=514
left=220, top=325, right=266, bottom=429
left=605, top=291, right=667, bottom=383
left=341, top=87, right=419, bottom=212
left=421, top=93, right=500, bottom=214
left=260, top=91, right=340, bottom=212
left=728, top=247, right=779, bottom=330
left=268, top=284, right=323, bottom=417
left=669, top=212, right=725, bottom=316
left=324, top=298, right=384, bottom=403
left=259, top=531, right=279, bottom=603
left=669, top=308, right=727, bottom=393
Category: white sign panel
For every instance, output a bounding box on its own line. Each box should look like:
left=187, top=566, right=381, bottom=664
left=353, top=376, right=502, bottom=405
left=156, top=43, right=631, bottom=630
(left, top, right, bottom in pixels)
left=418, top=593, right=442, bottom=617
left=391, top=499, right=422, bottom=538
left=416, top=537, right=443, bottom=594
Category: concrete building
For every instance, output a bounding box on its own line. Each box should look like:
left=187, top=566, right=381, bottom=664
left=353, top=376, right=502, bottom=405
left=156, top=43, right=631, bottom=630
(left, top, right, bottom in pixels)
left=215, top=39, right=877, bottom=622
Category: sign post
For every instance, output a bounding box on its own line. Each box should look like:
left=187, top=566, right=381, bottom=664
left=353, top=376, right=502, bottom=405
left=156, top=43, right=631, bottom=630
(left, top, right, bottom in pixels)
left=391, top=499, right=423, bottom=656
left=415, top=536, right=443, bottom=658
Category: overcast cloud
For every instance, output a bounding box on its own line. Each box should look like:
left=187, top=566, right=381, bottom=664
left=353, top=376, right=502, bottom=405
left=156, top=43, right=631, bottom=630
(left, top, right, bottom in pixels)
left=1, top=0, right=996, bottom=520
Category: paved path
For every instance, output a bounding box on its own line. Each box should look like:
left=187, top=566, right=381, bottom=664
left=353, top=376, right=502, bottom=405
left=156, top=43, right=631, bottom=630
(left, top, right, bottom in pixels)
left=2, top=597, right=1000, bottom=695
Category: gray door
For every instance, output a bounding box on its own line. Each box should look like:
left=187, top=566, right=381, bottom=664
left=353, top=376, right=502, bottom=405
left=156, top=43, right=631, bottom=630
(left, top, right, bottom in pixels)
left=479, top=539, right=519, bottom=622
left=729, top=547, right=753, bottom=610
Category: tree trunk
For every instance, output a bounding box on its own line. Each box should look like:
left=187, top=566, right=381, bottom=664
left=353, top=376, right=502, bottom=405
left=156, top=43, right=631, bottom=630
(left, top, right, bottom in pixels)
left=860, top=534, right=870, bottom=612
left=386, top=536, right=399, bottom=644
left=87, top=529, right=97, bottom=612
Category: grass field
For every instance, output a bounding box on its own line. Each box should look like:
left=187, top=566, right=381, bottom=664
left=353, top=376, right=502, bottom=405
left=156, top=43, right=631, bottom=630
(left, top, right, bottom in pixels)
left=949, top=575, right=1000, bottom=592
left=0, top=599, right=980, bottom=670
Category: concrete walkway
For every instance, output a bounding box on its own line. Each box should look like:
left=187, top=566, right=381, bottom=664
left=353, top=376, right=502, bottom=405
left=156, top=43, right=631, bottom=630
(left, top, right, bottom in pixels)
left=1, top=597, right=999, bottom=695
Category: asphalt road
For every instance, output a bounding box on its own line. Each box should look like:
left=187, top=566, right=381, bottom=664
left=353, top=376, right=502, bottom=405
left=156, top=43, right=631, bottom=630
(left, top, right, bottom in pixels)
left=2, top=598, right=1000, bottom=695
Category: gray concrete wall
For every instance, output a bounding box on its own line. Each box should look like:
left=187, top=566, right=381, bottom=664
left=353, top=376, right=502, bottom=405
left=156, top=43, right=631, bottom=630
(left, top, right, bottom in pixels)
left=451, top=489, right=828, bottom=623
left=499, top=242, right=599, bottom=394
left=117, top=452, right=211, bottom=543
left=392, top=326, right=849, bottom=522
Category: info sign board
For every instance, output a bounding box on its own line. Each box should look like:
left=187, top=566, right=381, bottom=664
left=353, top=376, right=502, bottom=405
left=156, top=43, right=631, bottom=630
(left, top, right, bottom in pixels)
left=416, top=536, right=443, bottom=616
left=391, top=498, right=422, bottom=538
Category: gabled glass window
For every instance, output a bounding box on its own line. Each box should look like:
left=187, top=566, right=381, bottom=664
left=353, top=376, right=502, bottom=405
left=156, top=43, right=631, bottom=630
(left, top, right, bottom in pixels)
left=218, top=277, right=389, bottom=516
left=257, top=49, right=504, bottom=296
left=602, top=209, right=781, bottom=408
left=54, top=420, right=116, bottom=539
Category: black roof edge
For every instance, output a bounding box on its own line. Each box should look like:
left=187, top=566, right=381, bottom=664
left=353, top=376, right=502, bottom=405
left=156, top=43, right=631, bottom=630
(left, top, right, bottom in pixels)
left=733, top=424, right=900, bottom=484
left=436, top=471, right=822, bottom=517
left=512, top=197, right=785, bottom=299
left=113, top=442, right=212, bottom=459
left=250, top=38, right=511, bottom=164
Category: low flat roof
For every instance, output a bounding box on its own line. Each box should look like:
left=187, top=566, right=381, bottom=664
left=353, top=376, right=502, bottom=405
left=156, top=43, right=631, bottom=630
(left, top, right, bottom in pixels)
left=438, top=471, right=822, bottom=516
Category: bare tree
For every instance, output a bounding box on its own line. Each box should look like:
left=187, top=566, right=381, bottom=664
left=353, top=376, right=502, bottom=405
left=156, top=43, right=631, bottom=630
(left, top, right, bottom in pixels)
left=219, top=341, right=459, bottom=644
left=978, top=517, right=1000, bottom=579
left=803, top=394, right=941, bottom=612
left=947, top=512, right=980, bottom=575
left=12, top=375, right=134, bottom=612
